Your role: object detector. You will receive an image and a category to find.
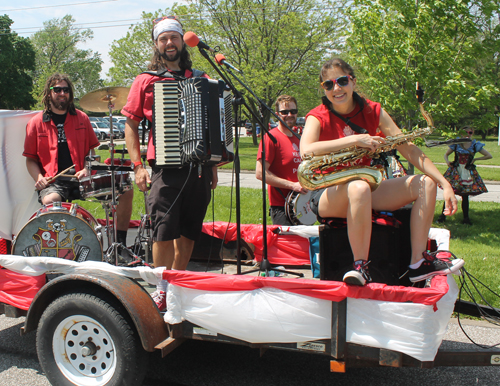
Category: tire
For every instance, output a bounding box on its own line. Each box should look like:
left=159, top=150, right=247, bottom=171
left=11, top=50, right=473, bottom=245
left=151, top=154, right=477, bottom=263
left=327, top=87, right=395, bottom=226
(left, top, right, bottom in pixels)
left=36, top=291, right=148, bottom=386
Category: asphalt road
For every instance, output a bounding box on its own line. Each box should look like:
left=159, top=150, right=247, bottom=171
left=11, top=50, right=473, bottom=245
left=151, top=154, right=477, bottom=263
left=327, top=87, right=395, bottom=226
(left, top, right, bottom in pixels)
left=1, top=314, right=500, bottom=385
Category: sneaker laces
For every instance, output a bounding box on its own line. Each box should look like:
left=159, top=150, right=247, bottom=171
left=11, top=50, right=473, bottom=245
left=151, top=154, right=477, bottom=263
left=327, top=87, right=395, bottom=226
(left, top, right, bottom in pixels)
left=422, top=250, right=459, bottom=265
left=353, top=260, right=372, bottom=283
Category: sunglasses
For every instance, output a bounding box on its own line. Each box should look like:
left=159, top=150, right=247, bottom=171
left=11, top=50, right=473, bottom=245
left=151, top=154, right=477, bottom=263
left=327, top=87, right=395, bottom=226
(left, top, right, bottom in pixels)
left=153, top=15, right=181, bottom=25
left=279, top=109, right=298, bottom=115
left=50, top=86, right=70, bottom=94
left=321, top=75, right=353, bottom=91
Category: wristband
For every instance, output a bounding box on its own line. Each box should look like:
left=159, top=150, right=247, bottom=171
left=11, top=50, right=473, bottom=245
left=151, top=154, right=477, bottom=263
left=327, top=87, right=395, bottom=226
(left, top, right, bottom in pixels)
left=133, top=161, right=143, bottom=169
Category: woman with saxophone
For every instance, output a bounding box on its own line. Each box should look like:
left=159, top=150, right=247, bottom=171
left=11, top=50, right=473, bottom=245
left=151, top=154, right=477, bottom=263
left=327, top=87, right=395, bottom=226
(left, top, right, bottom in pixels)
left=300, top=58, right=464, bottom=286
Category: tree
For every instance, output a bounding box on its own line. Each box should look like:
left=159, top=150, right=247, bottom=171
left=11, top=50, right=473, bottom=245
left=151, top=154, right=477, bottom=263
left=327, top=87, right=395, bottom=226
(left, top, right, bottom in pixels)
left=0, top=15, right=36, bottom=109
left=345, top=0, right=500, bottom=138
left=107, top=12, right=154, bottom=86
left=185, top=0, right=347, bottom=142
left=107, top=1, right=347, bottom=142
left=30, top=15, right=103, bottom=106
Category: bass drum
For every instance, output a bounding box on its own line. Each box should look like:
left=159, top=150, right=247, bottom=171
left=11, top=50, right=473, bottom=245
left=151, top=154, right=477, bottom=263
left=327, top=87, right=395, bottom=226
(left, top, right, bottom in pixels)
left=285, top=191, right=317, bottom=226
left=12, top=202, right=102, bottom=261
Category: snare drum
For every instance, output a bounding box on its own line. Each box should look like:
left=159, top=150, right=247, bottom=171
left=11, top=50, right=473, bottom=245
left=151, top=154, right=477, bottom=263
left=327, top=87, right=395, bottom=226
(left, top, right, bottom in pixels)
left=12, top=202, right=102, bottom=261
left=79, top=171, right=132, bottom=200
left=285, top=191, right=317, bottom=226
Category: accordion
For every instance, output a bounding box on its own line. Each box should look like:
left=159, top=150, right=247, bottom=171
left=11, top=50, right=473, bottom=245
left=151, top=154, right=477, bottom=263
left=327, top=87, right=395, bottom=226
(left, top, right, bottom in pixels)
left=152, top=77, right=234, bottom=168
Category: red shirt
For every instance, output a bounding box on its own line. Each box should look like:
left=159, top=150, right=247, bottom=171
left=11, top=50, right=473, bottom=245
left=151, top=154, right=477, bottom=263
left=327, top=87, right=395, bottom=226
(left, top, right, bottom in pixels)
left=257, top=128, right=302, bottom=206
left=306, top=100, right=382, bottom=168
left=23, top=110, right=100, bottom=178
left=121, top=70, right=209, bottom=163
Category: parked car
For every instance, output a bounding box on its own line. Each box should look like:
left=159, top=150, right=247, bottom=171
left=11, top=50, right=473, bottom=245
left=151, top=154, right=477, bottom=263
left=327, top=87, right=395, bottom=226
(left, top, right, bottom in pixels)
left=137, top=127, right=150, bottom=143
left=245, top=123, right=261, bottom=137
left=91, top=121, right=121, bottom=140
left=296, top=117, right=305, bottom=127
left=115, top=122, right=126, bottom=139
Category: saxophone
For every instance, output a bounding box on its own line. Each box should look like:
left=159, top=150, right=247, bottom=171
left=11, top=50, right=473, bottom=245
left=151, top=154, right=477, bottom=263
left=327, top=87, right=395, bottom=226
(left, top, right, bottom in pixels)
left=298, top=84, right=434, bottom=192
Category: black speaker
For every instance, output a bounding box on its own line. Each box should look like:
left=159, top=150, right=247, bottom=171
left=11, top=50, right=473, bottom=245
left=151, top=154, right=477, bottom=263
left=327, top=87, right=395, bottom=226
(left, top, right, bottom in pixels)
left=319, top=208, right=412, bottom=286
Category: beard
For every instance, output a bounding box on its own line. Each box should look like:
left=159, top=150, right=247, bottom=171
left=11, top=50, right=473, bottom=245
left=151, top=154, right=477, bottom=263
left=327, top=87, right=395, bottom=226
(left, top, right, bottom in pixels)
left=160, top=46, right=182, bottom=62
left=284, top=116, right=297, bottom=127
left=51, top=95, right=69, bottom=111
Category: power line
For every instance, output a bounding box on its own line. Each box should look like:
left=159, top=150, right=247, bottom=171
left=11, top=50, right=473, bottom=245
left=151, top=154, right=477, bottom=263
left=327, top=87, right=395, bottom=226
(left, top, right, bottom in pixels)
left=0, top=0, right=119, bottom=12
left=0, top=6, right=334, bottom=36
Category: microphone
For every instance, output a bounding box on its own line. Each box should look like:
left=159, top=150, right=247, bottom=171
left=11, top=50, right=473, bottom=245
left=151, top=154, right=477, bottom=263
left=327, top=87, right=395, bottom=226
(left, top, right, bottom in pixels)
left=183, top=31, right=214, bottom=52
left=214, top=54, right=243, bottom=74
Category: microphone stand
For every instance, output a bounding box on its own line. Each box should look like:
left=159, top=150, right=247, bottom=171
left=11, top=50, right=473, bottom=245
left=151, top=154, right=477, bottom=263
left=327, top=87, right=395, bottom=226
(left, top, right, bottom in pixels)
left=197, top=48, right=260, bottom=275
left=197, top=47, right=302, bottom=278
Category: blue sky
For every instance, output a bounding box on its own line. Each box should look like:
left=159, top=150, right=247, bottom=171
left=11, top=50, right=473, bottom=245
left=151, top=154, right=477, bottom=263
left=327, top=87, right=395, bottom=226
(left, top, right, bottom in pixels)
left=3, top=0, right=176, bottom=77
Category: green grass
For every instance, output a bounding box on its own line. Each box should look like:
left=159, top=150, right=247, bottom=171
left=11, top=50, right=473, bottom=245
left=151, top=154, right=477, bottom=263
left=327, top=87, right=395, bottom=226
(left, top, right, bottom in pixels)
left=87, top=137, right=500, bottom=307
left=421, top=136, right=500, bottom=168
left=219, top=136, right=260, bottom=171
left=432, top=200, right=500, bottom=308
left=218, top=135, right=500, bottom=180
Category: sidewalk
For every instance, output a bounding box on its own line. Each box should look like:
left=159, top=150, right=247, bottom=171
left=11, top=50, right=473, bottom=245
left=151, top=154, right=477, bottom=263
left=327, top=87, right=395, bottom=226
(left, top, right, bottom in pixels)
left=217, top=169, right=500, bottom=203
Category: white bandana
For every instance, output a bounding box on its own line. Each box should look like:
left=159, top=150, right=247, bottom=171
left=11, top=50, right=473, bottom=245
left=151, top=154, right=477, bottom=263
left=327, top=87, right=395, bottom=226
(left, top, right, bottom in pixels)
left=153, top=19, right=183, bottom=41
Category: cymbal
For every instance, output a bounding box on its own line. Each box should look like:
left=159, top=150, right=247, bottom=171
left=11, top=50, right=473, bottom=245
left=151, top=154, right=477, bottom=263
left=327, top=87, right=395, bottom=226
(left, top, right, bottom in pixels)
left=80, top=87, right=130, bottom=113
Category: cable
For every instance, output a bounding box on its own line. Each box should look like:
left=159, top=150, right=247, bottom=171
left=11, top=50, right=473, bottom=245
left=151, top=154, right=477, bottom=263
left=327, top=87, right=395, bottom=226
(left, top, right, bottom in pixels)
left=152, top=163, right=194, bottom=236
left=444, top=248, right=500, bottom=349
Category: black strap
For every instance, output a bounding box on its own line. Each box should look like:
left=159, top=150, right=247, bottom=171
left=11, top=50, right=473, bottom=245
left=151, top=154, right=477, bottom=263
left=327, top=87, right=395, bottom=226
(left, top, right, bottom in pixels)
left=140, top=68, right=206, bottom=139
left=322, top=92, right=368, bottom=134
left=141, top=68, right=206, bottom=81
left=275, top=187, right=288, bottom=200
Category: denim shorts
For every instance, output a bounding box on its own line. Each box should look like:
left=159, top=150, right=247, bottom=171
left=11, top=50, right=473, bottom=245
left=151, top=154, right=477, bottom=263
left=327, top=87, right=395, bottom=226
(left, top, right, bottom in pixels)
left=309, top=189, right=325, bottom=217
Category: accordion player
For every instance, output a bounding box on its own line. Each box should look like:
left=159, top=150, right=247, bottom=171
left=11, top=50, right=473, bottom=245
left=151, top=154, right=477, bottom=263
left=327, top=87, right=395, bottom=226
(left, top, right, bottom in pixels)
left=152, top=77, right=234, bottom=168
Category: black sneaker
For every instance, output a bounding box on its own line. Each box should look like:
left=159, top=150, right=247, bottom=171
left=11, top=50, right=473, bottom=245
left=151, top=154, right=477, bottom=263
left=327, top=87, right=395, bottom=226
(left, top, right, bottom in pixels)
left=436, top=214, right=446, bottom=223
left=343, top=260, right=371, bottom=286
left=409, top=252, right=465, bottom=283
left=462, top=217, right=472, bottom=225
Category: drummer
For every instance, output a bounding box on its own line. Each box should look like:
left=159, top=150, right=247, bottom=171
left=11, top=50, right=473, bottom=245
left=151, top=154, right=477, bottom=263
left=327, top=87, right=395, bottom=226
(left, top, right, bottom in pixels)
left=23, top=73, right=134, bottom=246
left=255, top=95, right=308, bottom=225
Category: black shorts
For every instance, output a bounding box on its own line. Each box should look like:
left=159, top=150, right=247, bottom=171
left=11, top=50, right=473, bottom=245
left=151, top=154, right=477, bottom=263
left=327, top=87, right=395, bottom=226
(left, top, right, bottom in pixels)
left=269, top=206, right=293, bottom=226
left=148, top=165, right=212, bottom=242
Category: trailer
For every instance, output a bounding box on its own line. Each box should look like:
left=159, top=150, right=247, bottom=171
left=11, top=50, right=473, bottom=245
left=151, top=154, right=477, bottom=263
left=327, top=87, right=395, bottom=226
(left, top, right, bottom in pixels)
left=1, top=255, right=500, bottom=386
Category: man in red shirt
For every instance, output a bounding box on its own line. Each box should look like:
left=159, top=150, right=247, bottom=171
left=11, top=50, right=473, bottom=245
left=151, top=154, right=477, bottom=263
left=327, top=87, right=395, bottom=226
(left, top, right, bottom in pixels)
left=23, top=73, right=133, bottom=246
left=256, top=95, right=308, bottom=225
left=122, top=16, right=218, bottom=311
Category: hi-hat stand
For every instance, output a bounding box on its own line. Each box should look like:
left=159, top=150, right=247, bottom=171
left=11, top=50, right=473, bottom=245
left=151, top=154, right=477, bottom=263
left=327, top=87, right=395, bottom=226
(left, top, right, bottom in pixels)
left=80, top=86, right=139, bottom=265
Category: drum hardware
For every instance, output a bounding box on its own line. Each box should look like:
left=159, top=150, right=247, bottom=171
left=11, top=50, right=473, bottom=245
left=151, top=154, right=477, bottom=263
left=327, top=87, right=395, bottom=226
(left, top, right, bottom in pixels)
left=131, top=157, right=153, bottom=266
left=80, top=86, right=131, bottom=265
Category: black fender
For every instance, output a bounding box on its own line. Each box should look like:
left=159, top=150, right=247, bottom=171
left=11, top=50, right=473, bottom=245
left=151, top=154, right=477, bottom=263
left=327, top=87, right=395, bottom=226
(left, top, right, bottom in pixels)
left=21, top=269, right=168, bottom=352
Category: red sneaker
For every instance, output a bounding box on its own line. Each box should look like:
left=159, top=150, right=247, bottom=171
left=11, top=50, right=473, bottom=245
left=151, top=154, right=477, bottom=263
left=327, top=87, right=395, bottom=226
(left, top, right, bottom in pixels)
left=151, top=290, right=166, bottom=312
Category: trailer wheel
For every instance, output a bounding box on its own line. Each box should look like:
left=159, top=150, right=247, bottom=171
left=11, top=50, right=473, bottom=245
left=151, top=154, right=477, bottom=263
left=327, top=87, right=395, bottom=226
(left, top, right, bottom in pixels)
left=36, top=291, right=148, bottom=386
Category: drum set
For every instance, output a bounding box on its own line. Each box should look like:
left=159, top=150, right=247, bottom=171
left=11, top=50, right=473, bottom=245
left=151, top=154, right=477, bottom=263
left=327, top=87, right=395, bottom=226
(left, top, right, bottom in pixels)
left=12, top=87, right=152, bottom=267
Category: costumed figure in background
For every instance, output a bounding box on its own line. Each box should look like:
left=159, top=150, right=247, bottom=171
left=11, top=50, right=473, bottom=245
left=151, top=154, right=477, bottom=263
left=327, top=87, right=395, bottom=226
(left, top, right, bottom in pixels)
left=436, top=127, right=492, bottom=225
left=299, top=58, right=464, bottom=286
